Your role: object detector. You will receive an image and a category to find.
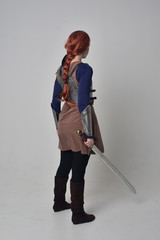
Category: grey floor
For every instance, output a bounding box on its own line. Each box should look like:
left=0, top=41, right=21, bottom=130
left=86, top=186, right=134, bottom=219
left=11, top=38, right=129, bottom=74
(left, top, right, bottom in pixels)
left=1, top=152, right=159, bottom=240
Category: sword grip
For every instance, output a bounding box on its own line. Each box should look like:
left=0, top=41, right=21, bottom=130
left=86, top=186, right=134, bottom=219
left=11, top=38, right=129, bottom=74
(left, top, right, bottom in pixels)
left=76, top=130, right=92, bottom=155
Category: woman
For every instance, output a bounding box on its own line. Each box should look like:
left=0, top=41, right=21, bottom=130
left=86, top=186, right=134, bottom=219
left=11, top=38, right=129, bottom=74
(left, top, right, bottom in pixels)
left=51, top=30, right=104, bottom=224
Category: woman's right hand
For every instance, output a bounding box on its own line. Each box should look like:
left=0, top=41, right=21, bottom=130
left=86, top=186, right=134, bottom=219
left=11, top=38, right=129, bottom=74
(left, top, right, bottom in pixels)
left=84, top=138, right=94, bottom=149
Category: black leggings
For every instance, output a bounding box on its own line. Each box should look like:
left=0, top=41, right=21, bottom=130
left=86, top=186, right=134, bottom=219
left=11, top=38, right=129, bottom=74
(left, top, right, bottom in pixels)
left=56, top=150, right=90, bottom=182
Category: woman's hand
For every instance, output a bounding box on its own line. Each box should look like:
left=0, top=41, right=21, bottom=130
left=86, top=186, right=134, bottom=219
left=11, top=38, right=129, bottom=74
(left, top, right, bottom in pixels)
left=84, top=138, right=94, bottom=148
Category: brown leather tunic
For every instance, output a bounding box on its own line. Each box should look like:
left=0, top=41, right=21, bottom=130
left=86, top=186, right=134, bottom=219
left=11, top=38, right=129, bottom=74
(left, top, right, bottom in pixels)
left=56, top=62, right=104, bottom=155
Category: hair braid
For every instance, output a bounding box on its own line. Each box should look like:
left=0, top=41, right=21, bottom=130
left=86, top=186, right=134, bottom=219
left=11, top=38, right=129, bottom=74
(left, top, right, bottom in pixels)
left=60, top=30, right=90, bottom=101
left=60, top=53, right=76, bottom=101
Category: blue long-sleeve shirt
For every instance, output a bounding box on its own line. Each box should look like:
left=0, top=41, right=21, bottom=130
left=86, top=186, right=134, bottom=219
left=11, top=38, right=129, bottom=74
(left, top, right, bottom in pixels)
left=51, top=63, right=93, bottom=114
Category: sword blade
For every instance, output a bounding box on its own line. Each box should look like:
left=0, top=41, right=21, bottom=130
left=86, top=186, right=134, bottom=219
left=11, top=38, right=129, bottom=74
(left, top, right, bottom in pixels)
left=92, top=145, right=136, bottom=194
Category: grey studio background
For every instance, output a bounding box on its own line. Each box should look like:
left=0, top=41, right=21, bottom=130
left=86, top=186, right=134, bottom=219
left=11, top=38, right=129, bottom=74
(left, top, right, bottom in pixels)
left=0, top=0, right=160, bottom=239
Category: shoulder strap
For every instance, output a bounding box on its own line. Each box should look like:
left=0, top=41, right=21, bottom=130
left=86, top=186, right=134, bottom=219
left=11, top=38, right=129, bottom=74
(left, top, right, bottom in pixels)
left=56, top=62, right=82, bottom=88
left=69, top=63, right=82, bottom=77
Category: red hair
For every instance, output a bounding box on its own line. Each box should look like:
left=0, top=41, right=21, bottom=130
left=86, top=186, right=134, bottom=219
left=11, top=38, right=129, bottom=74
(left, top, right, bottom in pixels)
left=60, top=30, right=90, bottom=101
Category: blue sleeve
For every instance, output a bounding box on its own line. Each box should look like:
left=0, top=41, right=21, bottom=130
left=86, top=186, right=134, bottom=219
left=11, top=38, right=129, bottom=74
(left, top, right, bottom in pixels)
left=76, top=63, right=93, bottom=138
left=51, top=78, right=62, bottom=113
left=76, top=63, right=93, bottom=114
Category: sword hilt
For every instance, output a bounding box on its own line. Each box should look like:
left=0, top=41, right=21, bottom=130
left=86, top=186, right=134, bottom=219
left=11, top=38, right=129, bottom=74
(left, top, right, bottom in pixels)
left=76, top=130, right=91, bottom=155
left=76, top=130, right=87, bottom=142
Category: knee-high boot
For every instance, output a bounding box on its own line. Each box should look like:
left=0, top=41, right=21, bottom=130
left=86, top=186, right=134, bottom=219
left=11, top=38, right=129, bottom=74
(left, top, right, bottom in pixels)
left=53, top=176, right=71, bottom=212
left=70, top=180, right=95, bottom=224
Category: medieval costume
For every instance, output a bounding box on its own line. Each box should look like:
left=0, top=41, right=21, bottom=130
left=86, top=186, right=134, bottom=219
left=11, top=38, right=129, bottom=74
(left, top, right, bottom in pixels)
left=51, top=57, right=104, bottom=224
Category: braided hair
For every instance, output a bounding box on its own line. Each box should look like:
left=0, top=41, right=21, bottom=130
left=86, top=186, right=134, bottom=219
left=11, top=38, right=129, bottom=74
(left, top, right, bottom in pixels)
left=60, top=30, right=90, bottom=101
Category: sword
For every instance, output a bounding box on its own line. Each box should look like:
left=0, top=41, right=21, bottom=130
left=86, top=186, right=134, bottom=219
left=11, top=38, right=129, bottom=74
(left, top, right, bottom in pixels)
left=76, top=130, right=136, bottom=194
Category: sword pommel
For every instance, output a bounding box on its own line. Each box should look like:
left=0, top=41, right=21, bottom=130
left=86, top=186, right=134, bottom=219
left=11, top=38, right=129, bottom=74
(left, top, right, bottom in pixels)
left=76, top=130, right=87, bottom=142
left=76, top=130, right=83, bottom=136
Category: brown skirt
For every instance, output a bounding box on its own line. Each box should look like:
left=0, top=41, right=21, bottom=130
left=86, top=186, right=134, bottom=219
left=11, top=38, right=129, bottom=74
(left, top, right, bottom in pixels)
left=57, top=103, right=104, bottom=155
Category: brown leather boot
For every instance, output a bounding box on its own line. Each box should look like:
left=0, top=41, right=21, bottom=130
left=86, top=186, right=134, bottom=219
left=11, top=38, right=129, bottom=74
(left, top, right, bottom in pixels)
left=70, top=180, right=95, bottom=224
left=53, top=176, right=71, bottom=212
